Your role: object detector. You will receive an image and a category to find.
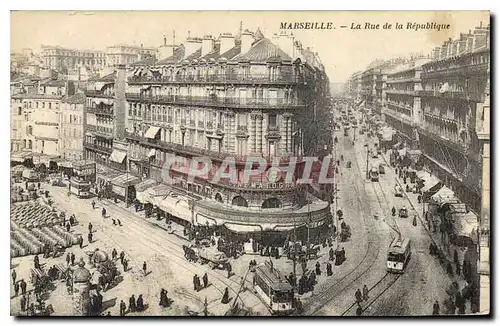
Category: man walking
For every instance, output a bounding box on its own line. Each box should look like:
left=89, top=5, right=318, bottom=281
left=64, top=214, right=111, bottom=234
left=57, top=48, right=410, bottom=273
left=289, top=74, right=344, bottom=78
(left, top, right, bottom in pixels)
left=142, top=261, right=147, bottom=276
left=119, top=300, right=126, bottom=316
left=12, top=269, right=16, bottom=285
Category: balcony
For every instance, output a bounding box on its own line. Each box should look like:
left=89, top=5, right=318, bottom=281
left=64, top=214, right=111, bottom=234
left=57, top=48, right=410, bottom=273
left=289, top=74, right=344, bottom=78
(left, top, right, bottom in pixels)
left=422, top=63, right=488, bottom=79
left=83, top=141, right=112, bottom=154
left=85, top=90, right=115, bottom=98
left=386, top=89, right=417, bottom=96
left=125, top=94, right=306, bottom=109
left=85, top=125, right=96, bottom=132
left=127, top=73, right=304, bottom=86
left=86, top=106, right=114, bottom=116
left=124, top=131, right=302, bottom=165
left=386, top=77, right=419, bottom=84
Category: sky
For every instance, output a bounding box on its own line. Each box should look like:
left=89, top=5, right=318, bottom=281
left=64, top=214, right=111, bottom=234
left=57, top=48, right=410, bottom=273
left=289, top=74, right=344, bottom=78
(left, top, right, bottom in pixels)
left=11, top=11, right=489, bottom=83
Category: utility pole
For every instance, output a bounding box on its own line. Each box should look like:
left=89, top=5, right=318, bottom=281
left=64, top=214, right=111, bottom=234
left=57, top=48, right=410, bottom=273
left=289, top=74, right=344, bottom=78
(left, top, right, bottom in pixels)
left=292, top=208, right=297, bottom=280
left=365, top=144, right=369, bottom=179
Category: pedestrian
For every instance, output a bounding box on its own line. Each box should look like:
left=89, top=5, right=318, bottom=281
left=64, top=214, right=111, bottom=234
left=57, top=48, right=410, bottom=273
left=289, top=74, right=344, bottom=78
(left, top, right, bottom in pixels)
left=129, top=295, right=136, bottom=313
left=123, top=259, right=128, bottom=272
left=66, top=253, right=71, bottom=265
left=79, top=235, right=83, bottom=249
left=227, top=263, right=232, bottom=278
left=136, top=294, right=144, bottom=312
left=326, top=262, right=333, bottom=276
left=221, top=287, right=230, bottom=304
left=88, top=222, right=93, bottom=233
left=432, top=300, right=440, bottom=315
left=142, top=261, right=147, bottom=276
left=102, top=207, right=106, bottom=218
left=363, top=284, right=369, bottom=301
left=66, top=222, right=71, bottom=233
left=92, top=200, right=96, bottom=210
left=117, top=219, right=122, bottom=226
left=392, top=206, right=396, bottom=216
left=417, top=195, right=422, bottom=204
left=203, top=273, right=208, bottom=288
left=120, top=300, right=126, bottom=316
left=71, top=253, right=75, bottom=265
left=88, top=232, right=93, bottom=243
left=412, top=216, right=417, bottom=227
left=355, top=289, right=362, bottom=304
left=34, top=255, right=40, bottom=269
left=356, top=305, right=363, bottom=316
left=329, top=248, right=335, bottom=262
left=37, top=182, right=41, bottom=190
left=20, top=294, right=26, bottom=312
left=193, top=274, right=199, bottom=291
left=14, top=282, right=19, bottom=297
left=12, top=269, right=16, bottom=285
left=159, top=289, right=169, bottom=308
left=112, top=219, right=116, bottom=226
left=120, top=251, right=125, bottom=264
left=315, top=262, right=321, bottom=276
left=112, top=248, right=117, bottom=260
left=20, top=279, right=26, bottom=295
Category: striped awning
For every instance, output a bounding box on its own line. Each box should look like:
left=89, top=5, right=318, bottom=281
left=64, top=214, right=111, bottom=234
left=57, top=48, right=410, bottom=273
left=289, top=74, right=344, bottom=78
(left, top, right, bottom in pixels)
left=144, top=126, right=161, bottom=139
left=109, top=150, right=127, bottom=164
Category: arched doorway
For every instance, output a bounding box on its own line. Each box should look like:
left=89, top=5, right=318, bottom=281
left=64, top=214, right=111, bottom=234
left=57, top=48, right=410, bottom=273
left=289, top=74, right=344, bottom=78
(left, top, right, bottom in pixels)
left=215, top=193, right=224, bottom=203
left=231, top=196, right=248, bottom=207
left=261, top=197, right=282, bottom=209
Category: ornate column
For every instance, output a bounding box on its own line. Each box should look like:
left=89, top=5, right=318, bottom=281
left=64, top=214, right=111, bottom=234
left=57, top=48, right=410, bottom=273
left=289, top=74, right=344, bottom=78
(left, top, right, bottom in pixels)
left=257, top=114, right=264, bottom=154
left=250, top=113, right=257, bottom=154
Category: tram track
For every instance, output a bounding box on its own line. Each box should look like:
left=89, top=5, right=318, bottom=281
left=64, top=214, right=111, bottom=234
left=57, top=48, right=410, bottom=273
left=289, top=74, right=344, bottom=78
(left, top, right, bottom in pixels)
left=303, top=135, right=383, bottom=316
left=50, top=188, right=262, bottom=314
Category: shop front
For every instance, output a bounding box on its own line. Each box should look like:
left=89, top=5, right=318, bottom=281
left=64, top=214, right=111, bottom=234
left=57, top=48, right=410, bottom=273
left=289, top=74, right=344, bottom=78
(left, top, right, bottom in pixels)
left=110, top=174, right=140, bottom=205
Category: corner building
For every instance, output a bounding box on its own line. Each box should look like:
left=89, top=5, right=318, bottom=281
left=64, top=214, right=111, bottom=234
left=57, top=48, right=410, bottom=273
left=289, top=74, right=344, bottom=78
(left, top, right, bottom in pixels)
left=124, top=29, right=332, bottom=236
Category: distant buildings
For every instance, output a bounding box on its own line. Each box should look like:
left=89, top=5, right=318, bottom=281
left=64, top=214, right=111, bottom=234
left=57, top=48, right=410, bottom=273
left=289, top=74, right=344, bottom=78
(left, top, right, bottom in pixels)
left=41, top=45, right=107, bottom=72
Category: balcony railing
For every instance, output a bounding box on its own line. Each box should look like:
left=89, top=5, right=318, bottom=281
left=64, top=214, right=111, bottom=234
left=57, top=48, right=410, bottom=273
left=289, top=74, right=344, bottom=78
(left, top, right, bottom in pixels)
left=422, top=63, right=489, bottom=78
left=124, top=130, right=302, bottom=164
left=83, top=141, right=112, bottom=154
left=125, top=93, right=306, bottom=109
left=127, top=73, right=304, bottom=85
left=85, top=90, right=115, bottom=98
left=386, top=89, right=417, bottom=96
left=386, top=77, right=419, bottom=84
left=86, top=106, right=114, bottom=116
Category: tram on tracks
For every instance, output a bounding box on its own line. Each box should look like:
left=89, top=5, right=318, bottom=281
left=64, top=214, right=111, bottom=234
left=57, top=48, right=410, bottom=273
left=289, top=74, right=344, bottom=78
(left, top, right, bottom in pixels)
left=386, top=238, right=411, bottom=273
left=253, top=261, right=295, bottom=315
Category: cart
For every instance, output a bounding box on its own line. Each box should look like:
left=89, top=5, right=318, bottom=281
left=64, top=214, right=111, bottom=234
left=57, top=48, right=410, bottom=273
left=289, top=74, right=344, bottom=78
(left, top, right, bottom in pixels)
left=198, top=247, right=228, bottom=269
left=399, top=207, right=408, bottom=218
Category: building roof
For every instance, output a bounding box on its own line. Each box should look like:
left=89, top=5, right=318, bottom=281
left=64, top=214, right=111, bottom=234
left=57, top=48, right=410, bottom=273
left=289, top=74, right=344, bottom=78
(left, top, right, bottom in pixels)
left=94, top=71, right=116, bottom=83
left=157, top=46, right=185, bottom=65
left=62, top=93, right=86, bottom=104
left=184, top=48, right=202, bottom=61
left=131, top=55, right=157, bottom=67
left=11, top=93, right=63, bottom=100
left=235, top=38, right=292, bottom=62
left=40, top=78, right=66, bottom=87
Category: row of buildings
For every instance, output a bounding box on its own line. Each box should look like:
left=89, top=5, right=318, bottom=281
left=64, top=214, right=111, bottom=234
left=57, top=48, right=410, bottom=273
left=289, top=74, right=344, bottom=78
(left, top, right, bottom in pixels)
left=11, top=28, right=334, bottom=238
left=345, top=21, right=490, bottom=313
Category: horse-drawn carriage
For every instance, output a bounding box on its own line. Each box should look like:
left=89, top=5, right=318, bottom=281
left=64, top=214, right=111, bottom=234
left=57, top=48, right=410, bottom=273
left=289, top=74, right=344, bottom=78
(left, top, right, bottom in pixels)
left=182, top=244, right=229, bottom=270
left=285, top=243, right=321, bottom=261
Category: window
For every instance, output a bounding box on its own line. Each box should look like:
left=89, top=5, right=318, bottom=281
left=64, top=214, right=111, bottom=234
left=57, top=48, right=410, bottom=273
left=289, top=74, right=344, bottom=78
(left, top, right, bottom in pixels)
left=49, top=103, right=52, bottom=109
left=269, top=114, right=277, bottom=127
left=238, top=114, right=247, bottom=127
left=215, top=193, right=224, bottom=203
left=18, top=107, right=22, bottom=115
left=262, top=197, right=282, bottom=209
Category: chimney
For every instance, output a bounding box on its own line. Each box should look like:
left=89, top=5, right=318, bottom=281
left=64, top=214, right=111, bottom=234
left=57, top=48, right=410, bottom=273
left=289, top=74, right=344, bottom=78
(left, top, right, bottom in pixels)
left=184, top=37, right=202, bottom=58
left=241, top=30, right=253, bottom=54
left=219, top=33, right=235, bottom=55
left=202, top=35, right=214, bottom=57
left=158, top=34, right=174, bottom=61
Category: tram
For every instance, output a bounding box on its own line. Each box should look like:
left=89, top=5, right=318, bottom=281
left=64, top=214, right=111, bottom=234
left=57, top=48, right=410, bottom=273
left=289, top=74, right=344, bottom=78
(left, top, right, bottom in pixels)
left=253, top=261, right=295, bottom=315
left=387, top=238, right=411, bottom=273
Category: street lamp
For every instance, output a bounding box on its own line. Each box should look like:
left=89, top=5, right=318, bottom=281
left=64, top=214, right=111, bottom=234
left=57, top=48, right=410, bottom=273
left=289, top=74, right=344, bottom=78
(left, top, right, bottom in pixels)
left=364, top=144, right=369, bottom=179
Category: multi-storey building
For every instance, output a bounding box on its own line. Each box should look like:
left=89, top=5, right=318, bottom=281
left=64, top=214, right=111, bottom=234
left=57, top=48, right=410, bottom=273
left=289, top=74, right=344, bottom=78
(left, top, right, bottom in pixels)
left=83, top=72, right=119, bottom=168
left=60, top=93, right=86, bottom=160
left=10, top=97, right=25, bottom=152
left=106, top=44, right=158, bottom=67
left=123, top=29, right=332, bottom=235
left=383, top=58, right=430, bottom=149
left=418, top=22, right=490, bottom=213
left=41, top=45, right=107, bottom=72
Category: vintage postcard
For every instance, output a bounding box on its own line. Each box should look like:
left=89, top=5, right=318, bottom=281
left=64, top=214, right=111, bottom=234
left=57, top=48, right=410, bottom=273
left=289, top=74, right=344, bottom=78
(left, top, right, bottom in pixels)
left=10, top=10, right=490, bottom=317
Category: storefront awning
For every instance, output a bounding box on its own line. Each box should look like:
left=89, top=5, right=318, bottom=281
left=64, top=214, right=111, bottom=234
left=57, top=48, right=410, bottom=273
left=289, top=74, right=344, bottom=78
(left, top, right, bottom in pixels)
left=452, top=212, right=479, bottom=241
left=110, top=174, right=140, bottom=187
left=223, top=223, right=263, bottom=233
left=148, top=149, right=156, bottom=157
left=431, top=186, right=457, bottom=205
left=11, top=151, right=33, bottom=163
left=148, top=184, right=171, bottom=197
left=135, top=178, right=158, bottom=192
left=158, top=195, right=192, bottom=222
left=416, top=170, right=431, bottom=182
left=422, top=177, right=442, bottom=193
left=109, top=150, right=127, bottom=163
left=144, top=126, right=161, bottom=139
